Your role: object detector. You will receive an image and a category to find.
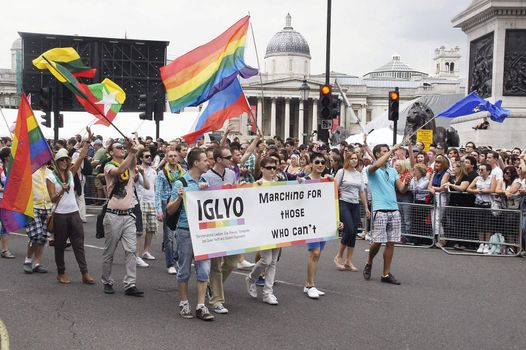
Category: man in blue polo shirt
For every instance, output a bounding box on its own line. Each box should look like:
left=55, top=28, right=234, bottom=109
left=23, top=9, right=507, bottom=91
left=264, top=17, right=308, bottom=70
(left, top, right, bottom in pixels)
left=364, top=143, right=410, bottom=285
left=167, top=148, right=214, bottom=321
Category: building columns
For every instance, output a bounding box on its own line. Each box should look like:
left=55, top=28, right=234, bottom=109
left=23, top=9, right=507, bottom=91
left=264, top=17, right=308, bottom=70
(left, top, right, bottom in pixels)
left=270, top=98, right=277, bottom=137
left=298, top=100, right=304, bottom=143
left=257, top=97, right=263, bottom=132
left=284, top=98, right=290, bottom=139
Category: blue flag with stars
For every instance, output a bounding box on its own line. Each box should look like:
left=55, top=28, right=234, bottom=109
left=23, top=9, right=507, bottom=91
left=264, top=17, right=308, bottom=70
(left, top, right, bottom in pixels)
left=437, top=92, right=511, bottom=123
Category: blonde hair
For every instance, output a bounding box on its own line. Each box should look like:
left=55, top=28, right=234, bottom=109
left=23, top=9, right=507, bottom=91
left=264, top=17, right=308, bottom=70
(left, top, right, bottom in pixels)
left=414, top=163, right=427, bottom=177
left=394, top=159, right=410, bottom=174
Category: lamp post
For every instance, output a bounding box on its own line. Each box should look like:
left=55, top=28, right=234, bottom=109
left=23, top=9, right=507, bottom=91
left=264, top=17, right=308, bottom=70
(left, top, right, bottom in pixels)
left=299, top=79, right=310, bottom=145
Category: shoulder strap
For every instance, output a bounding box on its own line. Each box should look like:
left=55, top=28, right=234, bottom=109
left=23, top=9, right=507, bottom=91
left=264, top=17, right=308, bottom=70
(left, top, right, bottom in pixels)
left=163, top=167, right=173, bottom=190
left=179, top=177, right=188, bottom=187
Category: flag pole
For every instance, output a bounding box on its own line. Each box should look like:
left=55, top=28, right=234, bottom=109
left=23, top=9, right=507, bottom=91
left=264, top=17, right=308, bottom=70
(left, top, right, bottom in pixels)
left=248, top=15, right=265, bottom=137
left=41, top=56, right=128, bottom=140
left=0, top=106, right=13, bottom=139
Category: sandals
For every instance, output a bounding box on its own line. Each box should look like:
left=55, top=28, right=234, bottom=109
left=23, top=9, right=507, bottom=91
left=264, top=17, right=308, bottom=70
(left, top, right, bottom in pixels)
left=344, top=264, right=359, bottom=272
left=333, top=256, right=346, bottom=271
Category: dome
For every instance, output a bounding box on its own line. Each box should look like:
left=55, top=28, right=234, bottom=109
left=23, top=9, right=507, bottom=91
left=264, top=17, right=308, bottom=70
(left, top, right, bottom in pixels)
left=363, top=55, right=428, bottom=80
left=11, top=38, right=22, bottom=51
left=265, top=14, right=311, bottom=59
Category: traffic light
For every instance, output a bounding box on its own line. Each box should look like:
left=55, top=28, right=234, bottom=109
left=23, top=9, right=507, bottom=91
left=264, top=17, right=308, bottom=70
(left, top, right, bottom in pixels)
left=40, top=113, right=51, bottom=128
left=39, top=87, right=52, bottom=113
left=319, top=84, right=332, bottom=120
left=138, top=94, right=152, bottom=120
left=56, top=113, right=64, bottom=128
left=154, top=100, right=164, bottom=121
left=330, top=96, right=340, bottom=119
left=388, top=88, right=400, bottom=121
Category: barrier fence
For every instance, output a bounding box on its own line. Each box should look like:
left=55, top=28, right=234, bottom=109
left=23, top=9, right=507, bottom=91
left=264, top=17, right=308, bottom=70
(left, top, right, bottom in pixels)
left=82, top=175, right=524, bottom=256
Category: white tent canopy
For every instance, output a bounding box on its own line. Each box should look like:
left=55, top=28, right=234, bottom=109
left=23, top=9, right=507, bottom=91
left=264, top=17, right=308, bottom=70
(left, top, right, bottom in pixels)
left=0, top=108, right=200, bottom=141
left=346, top=127, right=404, bottom=147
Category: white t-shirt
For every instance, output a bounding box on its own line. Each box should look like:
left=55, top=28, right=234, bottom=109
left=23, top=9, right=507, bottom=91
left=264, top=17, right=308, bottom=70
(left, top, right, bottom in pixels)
left=490, top=166, right=503, bottom=182
left=47, top=171, right=79, bottom=214
left=136, top=167, right=156, bottom=203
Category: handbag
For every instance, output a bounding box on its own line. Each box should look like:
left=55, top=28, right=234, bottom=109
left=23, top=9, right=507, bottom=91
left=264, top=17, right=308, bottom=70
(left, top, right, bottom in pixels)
left=166, top=178, right=188, bottom=230
left=491, top=195, right=504, bottom=217
left=46, top=212, right=55, bottom=233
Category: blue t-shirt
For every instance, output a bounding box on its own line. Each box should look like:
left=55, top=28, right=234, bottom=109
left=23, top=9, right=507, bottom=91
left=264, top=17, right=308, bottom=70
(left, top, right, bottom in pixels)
left=367, top=165, right=399, bottom=211
left=171, top=172, right=206, bottom=229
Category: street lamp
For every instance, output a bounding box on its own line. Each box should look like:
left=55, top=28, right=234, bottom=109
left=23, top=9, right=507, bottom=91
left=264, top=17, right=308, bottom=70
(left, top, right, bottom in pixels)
left=299, top=79, right=310, bottom=144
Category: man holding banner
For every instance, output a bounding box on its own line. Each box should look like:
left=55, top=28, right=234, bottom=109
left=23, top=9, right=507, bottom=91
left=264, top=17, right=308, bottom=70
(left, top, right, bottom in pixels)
left=201, top=146, right=238, bottom=315
left=167, top=149, right=214, bottom=321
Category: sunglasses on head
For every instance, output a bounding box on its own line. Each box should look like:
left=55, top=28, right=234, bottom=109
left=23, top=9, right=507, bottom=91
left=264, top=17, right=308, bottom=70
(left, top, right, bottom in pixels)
left=264, top=166, right=277, bottom=171
left=314, top=160, right=326, bottom=165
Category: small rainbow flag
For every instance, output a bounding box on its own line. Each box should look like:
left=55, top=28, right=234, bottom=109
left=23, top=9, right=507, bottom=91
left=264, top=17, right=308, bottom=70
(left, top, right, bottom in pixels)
left=161, top=16, right=257, bottom=113
left=0, top=95, right=53, bottom=232
left=181, top=79, right=251, bottom=144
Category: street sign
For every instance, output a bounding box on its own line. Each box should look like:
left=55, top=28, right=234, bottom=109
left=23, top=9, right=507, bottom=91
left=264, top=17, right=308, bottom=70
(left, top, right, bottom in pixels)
left=321, top=120, right=332, bottom=130
left=417, top=129, right=433, bottom=151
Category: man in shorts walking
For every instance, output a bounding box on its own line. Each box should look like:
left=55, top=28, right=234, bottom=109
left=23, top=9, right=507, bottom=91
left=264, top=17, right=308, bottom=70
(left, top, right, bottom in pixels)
left=364, top=143, right=410, bottom=285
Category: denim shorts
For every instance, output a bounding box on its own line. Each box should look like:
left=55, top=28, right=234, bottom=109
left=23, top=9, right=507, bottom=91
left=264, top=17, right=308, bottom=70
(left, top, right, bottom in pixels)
left=307, top=241, right=326, bottom=251
left=176, top=228, right=210, bottom=283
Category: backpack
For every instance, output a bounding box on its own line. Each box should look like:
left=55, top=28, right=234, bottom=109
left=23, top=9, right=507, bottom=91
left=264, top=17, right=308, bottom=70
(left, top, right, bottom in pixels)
left=487, top=233, right=505, bottom=255
left=166, top=177, right=188, bottom=231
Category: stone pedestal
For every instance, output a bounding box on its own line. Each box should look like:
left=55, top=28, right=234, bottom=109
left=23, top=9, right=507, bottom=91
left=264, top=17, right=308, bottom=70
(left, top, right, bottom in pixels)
left=451, top=0, right=526, bottom=148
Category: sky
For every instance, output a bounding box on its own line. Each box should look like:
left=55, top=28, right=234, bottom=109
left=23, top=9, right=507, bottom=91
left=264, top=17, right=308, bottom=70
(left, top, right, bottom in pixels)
left=0, top=0, right=471, bottom=77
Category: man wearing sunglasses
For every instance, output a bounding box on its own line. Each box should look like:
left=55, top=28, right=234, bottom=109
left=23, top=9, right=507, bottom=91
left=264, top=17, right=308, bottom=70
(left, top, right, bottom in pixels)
left=364, top=143, right=410, bottom=285
left=102, top=140, right=144, bottom=297
left=136, top=149, right=158, bottom=264
left=201, top=147, right=238, bottom=315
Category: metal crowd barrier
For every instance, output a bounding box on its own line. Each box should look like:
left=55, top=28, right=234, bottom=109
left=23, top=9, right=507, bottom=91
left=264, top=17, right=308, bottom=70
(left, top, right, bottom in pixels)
left=84, top=175, right=105, bottom=207
left=379, top=190, right=523, bottom=256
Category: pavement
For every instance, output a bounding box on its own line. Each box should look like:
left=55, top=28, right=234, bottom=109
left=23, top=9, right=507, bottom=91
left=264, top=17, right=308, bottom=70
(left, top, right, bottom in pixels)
left=0, top=214, right=525, bottom=350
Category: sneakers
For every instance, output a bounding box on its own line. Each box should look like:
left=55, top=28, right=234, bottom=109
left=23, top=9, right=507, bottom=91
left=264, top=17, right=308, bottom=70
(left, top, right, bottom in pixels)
left=381, top=273, right=401, bottom=285
left=245, top=277, right=257, bottom=298
left=136, top=257, right=149, bottom=267
left=262, top=294, right=279, bottom=305
left=32, top=265, right=48, bottom=273
left=142, top=252, right=156, bottom=260
left=363, top=263, right=372, bottom=280
left=255, top=276, right=265, bottom=286
left=103, top=284, right=115, bottom=294
left=23, top=262, right=33, bottom=274
left=212, top=303, right=229, bottom=314
left=1, top=250, right=15, bottom=259
left=237, top=259, right=255, bottom=270
left=304, top=286, right=326, bottom=299
left=196, top=306, right=215, bottom=321
left=124, top=286, right=144, bottom=297
left=179, top=302, right=194, bottom=319
left=167, top=266, right=177, bottom=275
left=476, top=243, right=485, bottom=253
left=482, top=244, right=490, bottom=254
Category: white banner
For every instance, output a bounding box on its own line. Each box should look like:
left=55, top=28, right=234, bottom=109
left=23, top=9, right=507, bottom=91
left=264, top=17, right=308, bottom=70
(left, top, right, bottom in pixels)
left=184, top=179, right=339, bottom=261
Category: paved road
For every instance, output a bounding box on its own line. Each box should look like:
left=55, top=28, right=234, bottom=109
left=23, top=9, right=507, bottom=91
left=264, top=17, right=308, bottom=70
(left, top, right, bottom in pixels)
left=0, top=214, right=525, bottom=350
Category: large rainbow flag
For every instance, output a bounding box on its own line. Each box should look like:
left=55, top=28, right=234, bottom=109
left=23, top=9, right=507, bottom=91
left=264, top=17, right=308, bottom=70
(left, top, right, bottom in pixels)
left=181, top=79, right=251, bottom=144
left=0, top=95, right=54, bottom=232
left=161, top=16, right=257, bottom=113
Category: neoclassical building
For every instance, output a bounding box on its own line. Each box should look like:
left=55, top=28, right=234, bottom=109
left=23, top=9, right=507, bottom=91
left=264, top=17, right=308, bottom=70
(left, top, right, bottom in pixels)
left=0, top=39, right=21, bottom=108
left=241, top=14, right=465, bottom=140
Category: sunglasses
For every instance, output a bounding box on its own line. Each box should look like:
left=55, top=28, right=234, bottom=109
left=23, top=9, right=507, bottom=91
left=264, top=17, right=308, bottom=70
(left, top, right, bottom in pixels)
left=314, top=160, right=326, bottom=165
left=263, top=166, right=277, bottom=171
left=143, top=155, right=151, bottom=158
left=114, top=145, right=126, bottom=150
left=58, top=157, right=69, bottom=162
left=222, top=155, right=233, bottom=160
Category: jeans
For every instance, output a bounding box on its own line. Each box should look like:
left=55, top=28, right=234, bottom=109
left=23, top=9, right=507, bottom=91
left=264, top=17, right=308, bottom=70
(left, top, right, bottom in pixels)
left=176, top=229, right=210, bottom=283
left=339, top=200, right=361, bottom=247
left=248, top=248, right=280, bottom=296
left=161, top=201, right=177, bottom=268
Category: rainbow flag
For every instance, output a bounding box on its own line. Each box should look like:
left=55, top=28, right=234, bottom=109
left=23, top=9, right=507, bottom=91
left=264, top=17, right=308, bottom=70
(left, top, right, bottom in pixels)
left=0, top=95, right=53, bottom=232
left=161, top=16, right=257, bottom=113
left=181, top=79, right=251, bottom=144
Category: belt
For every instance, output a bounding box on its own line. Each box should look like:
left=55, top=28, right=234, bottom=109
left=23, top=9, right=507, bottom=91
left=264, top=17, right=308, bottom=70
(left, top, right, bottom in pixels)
left=106, top=208, right=133, bottom=216
left=376, top=209, right=397, bottom=213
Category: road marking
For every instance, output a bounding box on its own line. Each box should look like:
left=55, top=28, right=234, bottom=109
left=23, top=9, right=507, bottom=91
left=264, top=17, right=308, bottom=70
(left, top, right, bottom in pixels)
left=9, top=233, right=383, bottom=303
left=0, top=318, right=9, bottom=350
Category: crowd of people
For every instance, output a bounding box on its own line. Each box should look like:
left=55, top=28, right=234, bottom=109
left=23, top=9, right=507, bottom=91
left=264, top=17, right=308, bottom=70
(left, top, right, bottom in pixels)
left=0, top=127, right=525, bottom=321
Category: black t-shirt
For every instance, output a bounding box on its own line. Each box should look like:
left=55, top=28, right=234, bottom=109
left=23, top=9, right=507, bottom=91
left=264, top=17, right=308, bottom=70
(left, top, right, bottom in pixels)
left=449, top=170, right=477, bottom=207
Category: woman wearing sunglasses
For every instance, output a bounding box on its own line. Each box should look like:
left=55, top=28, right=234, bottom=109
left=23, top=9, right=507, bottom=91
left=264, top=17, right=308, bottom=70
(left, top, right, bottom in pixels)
left=46, top=127, right=95, bottom=285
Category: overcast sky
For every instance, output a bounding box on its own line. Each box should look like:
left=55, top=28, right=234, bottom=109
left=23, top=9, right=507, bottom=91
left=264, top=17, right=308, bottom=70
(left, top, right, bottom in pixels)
left=0, top=0, right=471, bottom=77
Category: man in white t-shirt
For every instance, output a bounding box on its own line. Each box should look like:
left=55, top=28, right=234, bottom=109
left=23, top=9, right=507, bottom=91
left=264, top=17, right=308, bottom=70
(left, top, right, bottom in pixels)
left=487, top=151, right=503, bottom=192
left=136, top=149, right=158, bottom=263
